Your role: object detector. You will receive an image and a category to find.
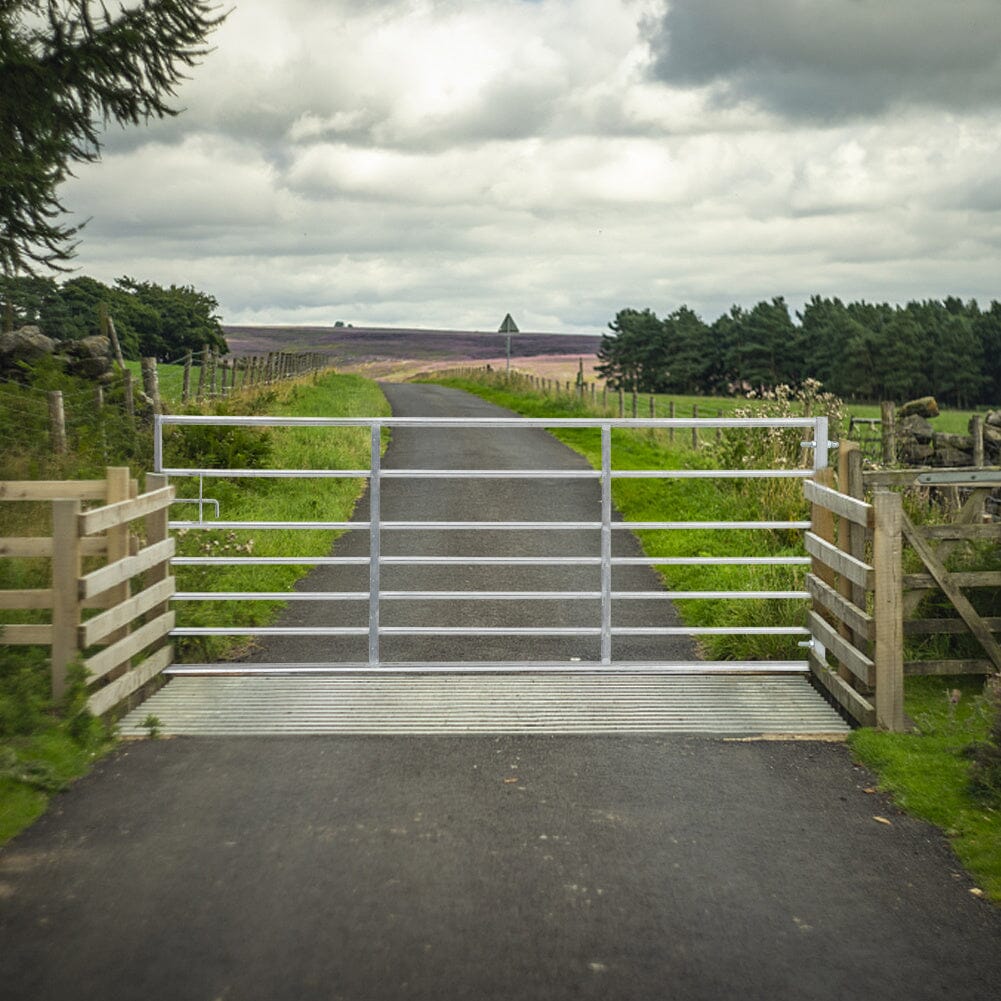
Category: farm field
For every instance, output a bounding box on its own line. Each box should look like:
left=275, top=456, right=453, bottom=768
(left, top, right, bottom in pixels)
left=222, top=324, right=602, bottom=380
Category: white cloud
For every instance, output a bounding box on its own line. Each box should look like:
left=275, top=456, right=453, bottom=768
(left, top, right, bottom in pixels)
left=57, top=0, right=1001, bottom=331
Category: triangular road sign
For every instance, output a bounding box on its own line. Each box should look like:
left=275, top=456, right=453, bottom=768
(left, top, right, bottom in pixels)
left=498, top=313, right=519, bottom=334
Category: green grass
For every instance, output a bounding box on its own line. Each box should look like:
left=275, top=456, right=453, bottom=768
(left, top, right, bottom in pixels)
left=124, top=357, right=232, bottom=405
left=0, top=652, right=113, bottom=845
left=518, top=376, right=981, bottom=435
left=843, top=401, right=978, bottom=435
left=850, top=676, right=1001, bottom=901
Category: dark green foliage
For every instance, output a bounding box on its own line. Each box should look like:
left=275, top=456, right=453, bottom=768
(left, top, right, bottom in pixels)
left=1, top=0, right=227, bottom=274
left=168, top=421, right=273, bottom=470
left=598, top=295, right=1001, bottom=406
left=0, top=272, right=228, bottom=358
left=0, top=648, right=51, bottom=738
left=596, top=308, right=668, bottom=391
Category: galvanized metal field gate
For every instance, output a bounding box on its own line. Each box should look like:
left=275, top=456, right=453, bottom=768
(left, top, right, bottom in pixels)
left=153, top=414, right=833, bottom=676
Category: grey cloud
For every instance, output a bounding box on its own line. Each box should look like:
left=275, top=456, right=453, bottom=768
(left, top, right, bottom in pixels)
left=647, top=0, right=1001, bottom=120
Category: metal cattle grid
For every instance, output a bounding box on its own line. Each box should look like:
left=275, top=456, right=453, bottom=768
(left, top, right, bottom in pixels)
left=153, top=414, right=831, bottom=676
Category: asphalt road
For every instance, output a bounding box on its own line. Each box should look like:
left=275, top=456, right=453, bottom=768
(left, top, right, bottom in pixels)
left=2, top=383, right=1000, bottom=1000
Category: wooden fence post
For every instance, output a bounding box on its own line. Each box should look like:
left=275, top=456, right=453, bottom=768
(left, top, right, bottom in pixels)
left=48, top=390, right=66, bottom=454
left=196, top=348, right=207, bottom=400
left=692, top=403, right=699, bottom=449
left=972, top=415, right=984, bottom=468
left=182, top=351, right=192, bottom=403
left=100, top=305, right=127, bottom=374
left=141, top=357, right=161, bottom=414
left=122, top=370, right=135, bottom=423
left=50, top=498, right=81, bottom=700
left=618, top=387, right=624, bottom=418
left=873, top=490, right=905, bottom=731
left=209, top=352, right=218, bottom=396
left=880, top=401, right=896, bottom=465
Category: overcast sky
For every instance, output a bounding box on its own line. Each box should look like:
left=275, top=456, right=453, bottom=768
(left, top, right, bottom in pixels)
left=64, top=0, right=1001, bottom=332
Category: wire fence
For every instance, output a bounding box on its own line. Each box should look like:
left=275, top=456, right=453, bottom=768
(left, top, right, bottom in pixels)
left=0, top=346, right=335, bottom=480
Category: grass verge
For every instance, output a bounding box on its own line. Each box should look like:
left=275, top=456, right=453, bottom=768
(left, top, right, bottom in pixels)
left=849, top=676, right=1001, bottom=901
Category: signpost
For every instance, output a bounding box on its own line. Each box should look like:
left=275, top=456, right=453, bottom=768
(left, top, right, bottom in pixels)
left=498, top=313, right=519, bottom=375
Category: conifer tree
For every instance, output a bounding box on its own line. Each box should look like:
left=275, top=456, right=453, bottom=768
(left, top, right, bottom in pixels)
left=0, top=1, right=227, bottom=275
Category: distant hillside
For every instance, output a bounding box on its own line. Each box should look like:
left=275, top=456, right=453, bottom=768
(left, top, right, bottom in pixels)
left=223, top=325, right=603, bottom=364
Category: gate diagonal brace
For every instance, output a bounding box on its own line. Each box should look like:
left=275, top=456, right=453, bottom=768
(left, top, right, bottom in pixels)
left=900, top=510, right=1001, bottom=673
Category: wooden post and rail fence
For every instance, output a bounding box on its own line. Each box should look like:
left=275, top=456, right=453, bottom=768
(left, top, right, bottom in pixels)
left=0, top=469, right=175, bottom=718
left=805, top=441, right=1001, bottom=731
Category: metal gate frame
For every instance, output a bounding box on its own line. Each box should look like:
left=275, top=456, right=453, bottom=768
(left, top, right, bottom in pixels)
left=154, top=414, right=831, bottom=675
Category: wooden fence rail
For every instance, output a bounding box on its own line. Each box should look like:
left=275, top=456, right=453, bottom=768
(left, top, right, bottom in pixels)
left=0, top=468, right=175, bottom=718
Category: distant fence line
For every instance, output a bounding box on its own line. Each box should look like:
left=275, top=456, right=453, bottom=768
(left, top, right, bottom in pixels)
left=425, top=364, right=730, bottom=449
left=176, top=349, right=330, bottom=405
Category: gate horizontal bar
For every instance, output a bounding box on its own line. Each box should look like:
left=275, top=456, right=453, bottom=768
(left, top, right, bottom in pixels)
left=170, top=520, right=359, bottom=530
left=610, top=469, right=813, bottom=479
left=169, top=555, right=812, bottom=567
left=170, top=625, right=809, bottom=637
left=173, top=589, right=809, bottom=602
left=173, top=627, right=369, bottom=636
left=166, top=519, right=811, bottom=532
left=171, top=556, right=370, bottom=565
left=164, top=661, right=811, bottom=675
left=160, top=415, right=819, bottom=429
left=616, top=556, right=811, bottom=565
left=163, top=468, right=369, bottom=478
left=162, top=468, right=816, bottom=484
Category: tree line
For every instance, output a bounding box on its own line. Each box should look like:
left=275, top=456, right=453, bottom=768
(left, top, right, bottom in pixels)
left=596, top=296, right=1001, bottom=407
left=1, top=273, right=228, bottom=361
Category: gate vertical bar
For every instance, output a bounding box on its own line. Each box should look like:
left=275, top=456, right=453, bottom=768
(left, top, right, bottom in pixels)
left=369, top=424, right=381, bottom=666
left=153, top=413, right=163, bottom=472
left=809, top=416, right=831, bottom=666
left=600, top=424, right=612, bottom=665
left=813, top=416, right=829, bottom=472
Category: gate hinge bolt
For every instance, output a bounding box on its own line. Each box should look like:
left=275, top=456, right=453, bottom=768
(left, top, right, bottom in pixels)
left=797, top=640, right=816, bottom=648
